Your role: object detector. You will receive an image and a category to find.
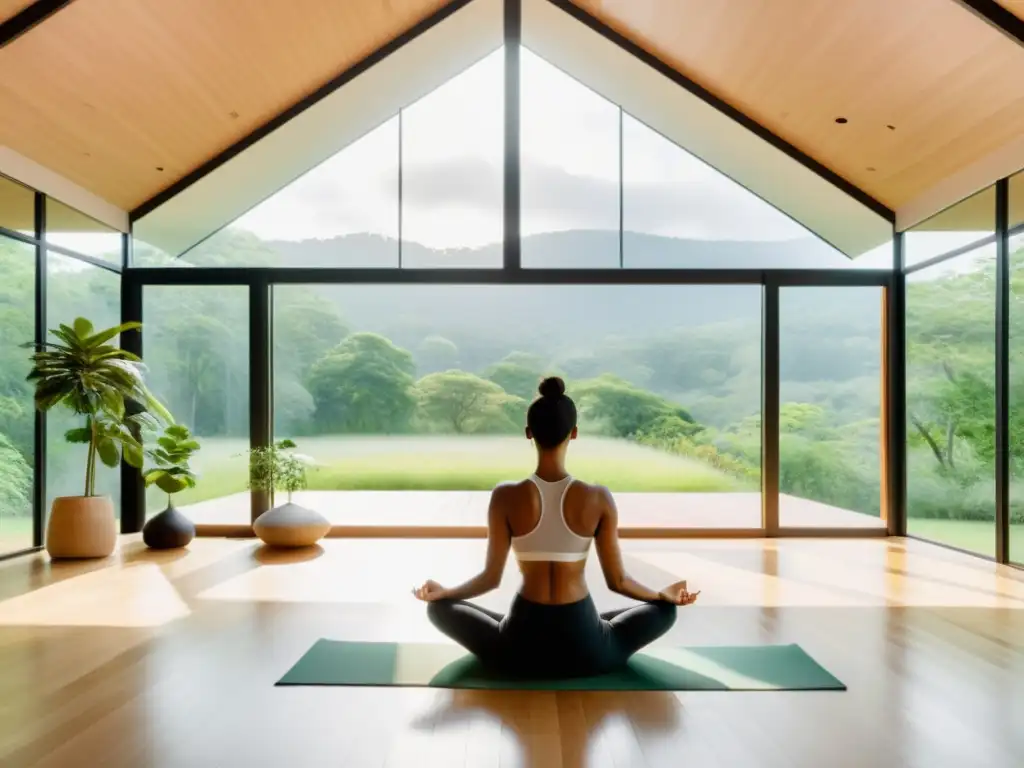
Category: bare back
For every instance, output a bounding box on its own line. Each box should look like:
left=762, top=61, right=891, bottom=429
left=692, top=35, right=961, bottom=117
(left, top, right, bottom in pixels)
left=494, top=478, right=610, bottom=604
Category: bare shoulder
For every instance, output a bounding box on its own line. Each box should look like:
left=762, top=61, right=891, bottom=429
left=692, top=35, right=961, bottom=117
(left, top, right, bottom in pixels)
left=565, top=479, right=614, bottom=513
left=571, top=479, right=614, bottom=502
left=490, top=479, right=532, bottom=506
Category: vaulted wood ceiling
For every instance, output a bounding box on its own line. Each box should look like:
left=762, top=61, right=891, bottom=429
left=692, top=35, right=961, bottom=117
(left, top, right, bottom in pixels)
left=571, top=0, right=1024, bottom=211
left=0, top=0, right=35, bottom=24
left=997, top=0, right=1024, bottom=21
left=1, top=0, right=1023, bottom=223
left=0, top=0, right=451, bottom=210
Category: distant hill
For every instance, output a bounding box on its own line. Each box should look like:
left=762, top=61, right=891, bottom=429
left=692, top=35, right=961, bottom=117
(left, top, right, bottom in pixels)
left=262, top=229, right=845, bottom=271
left=176, top=226, right=882, bottom=386
left=254, top=231, right=867, bottom=343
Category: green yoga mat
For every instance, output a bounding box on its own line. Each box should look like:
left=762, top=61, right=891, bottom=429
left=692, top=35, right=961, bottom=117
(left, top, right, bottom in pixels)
left=277, top=640, right=845, bottom=691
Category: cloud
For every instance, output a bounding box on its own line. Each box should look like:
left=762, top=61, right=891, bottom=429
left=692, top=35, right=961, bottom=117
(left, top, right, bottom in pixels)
left=399, top=156, right=820, bottom=243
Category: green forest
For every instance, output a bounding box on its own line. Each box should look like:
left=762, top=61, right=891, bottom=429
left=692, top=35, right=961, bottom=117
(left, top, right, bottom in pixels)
left=3, top=227, right=1022, bottom=553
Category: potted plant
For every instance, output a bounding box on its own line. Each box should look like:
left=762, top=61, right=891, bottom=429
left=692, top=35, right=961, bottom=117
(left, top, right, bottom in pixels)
left=142, top=424, right=200, bottom=549
left=249, top=440, right=328, bottom=548
left=26, top=317, right=170, bottom=559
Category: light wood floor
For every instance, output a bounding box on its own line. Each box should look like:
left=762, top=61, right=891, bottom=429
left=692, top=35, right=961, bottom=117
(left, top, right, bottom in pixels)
left=0, top=536, right=1022, bottom=768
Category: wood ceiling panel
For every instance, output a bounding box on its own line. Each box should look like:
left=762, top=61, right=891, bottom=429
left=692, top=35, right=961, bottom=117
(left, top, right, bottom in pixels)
left=996, top=0, right=1024, bottom=21
left=0, top=0, right=35, bottom=24
left=0, top=0, right=452, bottom=209
left=572, top=0, right=1024, bottom=209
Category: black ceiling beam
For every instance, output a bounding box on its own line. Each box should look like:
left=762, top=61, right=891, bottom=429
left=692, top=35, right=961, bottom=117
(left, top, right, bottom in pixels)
left=546, top=0, right=895, bottom=223
left=130, top=0, right=475, bottom=222
left=0, top=0, right=73, bottom=49
left=952, top=0, right=1024, bottom=49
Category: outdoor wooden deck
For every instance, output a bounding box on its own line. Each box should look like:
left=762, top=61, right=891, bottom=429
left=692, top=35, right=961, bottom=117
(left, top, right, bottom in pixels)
left=181, top=491, right=885, bottom=532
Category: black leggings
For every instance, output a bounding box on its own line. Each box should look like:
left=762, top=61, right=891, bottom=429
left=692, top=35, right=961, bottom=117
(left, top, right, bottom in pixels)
left=426, top=594, right=676, bottom=677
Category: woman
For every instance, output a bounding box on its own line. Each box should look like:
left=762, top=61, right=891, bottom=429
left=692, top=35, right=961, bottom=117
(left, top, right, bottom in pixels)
left=414, top=377, right=699, bottom=678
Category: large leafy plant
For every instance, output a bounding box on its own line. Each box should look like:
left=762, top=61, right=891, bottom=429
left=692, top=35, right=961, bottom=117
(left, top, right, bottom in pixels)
left=143, top=425, right=200, bottom=504
left=26, top=317, right=171, bottom=497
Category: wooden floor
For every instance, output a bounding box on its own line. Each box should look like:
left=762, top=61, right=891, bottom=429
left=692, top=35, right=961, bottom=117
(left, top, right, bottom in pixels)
left=0, top=536, right=1022, bottom=767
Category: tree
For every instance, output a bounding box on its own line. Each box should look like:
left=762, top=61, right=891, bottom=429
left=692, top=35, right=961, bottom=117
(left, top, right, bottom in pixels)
left=274, top=296, right=349, bottom=376
left=414, top=371, right=519, bottom=434
left=905, top=255, right=997, bottom=480
left=0, top=242, right=36, bottom=460
left=484, top=360, right=543, bottom=401
left=142, top=282, right=248, bottom=439
left=0, top=432, right=31, bottom=517
left=306, top=333, right=416, bottom=433
left=908, top=364, right=993, bottom=473
left=164, top=314, right=232, bottom=432
left=415, top=335, right=460, bottom=374
left=273, top=378, right=315, bottom=436
left=574, top=375, right=696, bottom=438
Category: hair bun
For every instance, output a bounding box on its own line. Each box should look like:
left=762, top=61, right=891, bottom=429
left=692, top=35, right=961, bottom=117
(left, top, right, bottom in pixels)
left=538, top=376, right=566, bottom=399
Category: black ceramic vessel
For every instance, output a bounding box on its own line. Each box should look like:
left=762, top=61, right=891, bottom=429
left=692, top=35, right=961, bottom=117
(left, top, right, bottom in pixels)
left=143, top=502, right=196, bottom=549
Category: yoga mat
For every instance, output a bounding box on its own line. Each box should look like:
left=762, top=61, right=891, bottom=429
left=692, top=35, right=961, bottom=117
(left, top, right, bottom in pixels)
left=277, top=640, right=845, bottom=691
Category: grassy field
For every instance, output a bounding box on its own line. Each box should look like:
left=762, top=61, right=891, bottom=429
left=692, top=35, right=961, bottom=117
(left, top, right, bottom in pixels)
left=0, top=517, right=32, bottom=553
left=906, top=519, right=1024, bottom=559
left=156, top=434, right=752, bottom=511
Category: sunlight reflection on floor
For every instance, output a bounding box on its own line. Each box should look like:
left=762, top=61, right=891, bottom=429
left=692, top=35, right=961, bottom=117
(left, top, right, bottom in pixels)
left=0, top=563, right=191, bottom=627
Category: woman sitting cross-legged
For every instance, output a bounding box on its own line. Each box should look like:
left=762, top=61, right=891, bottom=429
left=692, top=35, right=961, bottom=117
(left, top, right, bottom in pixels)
left=413, top=376, right=699, bottom=678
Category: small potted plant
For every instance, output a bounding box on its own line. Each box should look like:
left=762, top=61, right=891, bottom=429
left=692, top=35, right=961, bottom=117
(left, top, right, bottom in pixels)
left=249, top=440, right=328, bottom=548
left=142, top=424, right=200, bottom=549
left=26, top=317, right=170, bottom=559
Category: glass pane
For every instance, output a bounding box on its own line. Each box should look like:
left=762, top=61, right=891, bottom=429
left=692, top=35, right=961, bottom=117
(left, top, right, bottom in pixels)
left=135, top=119, right=400, bottom=268
left=905, top=186, right=994, bottom=268
left=855, top=240, right=895, bottom=269
left=264, top=284, right=762, bottom=530
left=143, top=286, right=250, bottom=523
left=0, top=174, right=34, bottom=236
left=46, top=198, right=122, bottom=263
left=0, top=236, right=35, bottom=554
left=401, top=49, right=503, bottom=267
left=1010, top=230, right=1024, bottom=564
left=780, top=287, right=884, bottom=529
left=622, top=114, right=849, bottom=269
left=520, top=49, right=619, bottom=268
left=906, top=243, right=995, bottom=556
left=46, top=254, right=121, bottom=518
left=1009, top=170, right=1023, bottom=230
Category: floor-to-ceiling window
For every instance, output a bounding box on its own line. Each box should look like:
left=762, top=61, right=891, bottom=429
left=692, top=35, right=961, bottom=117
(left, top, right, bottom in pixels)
left=0, top=174, right=126, bottom=553
left=45, top=254, right=122, bottom=519
left=0, top=178, right=36, bottom=553
left=263, top=283, right=764, bottom=530
left=780, top=287, right=885, bottom=529
left=141, top=286, right=250, bottom=521
left=905, top=187, right=997, bottom=556
left=1009, top=170, right=1024, bottom=564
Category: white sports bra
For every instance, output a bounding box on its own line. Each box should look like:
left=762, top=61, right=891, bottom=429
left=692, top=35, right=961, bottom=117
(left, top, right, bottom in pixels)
left=511, top=474, right=593, bottom=563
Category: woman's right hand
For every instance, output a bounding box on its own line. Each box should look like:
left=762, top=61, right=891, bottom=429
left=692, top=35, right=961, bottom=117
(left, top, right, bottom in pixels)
left=658, top=580, right=700, bottom=606
left=413, top=580, right=448, bottom=602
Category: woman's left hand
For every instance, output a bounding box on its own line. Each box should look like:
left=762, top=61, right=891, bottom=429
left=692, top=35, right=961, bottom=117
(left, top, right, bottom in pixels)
left=413, top=580, right=448, bottom=602
left=658, top=580, right=700, bottom=606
